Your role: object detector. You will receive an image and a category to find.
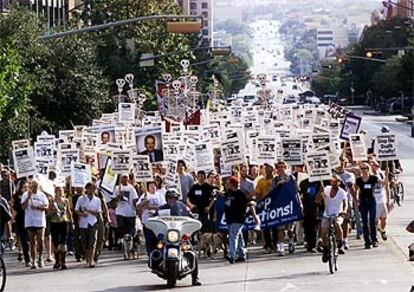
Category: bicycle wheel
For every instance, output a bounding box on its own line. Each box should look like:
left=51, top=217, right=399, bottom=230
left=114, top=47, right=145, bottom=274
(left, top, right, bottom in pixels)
left=0, top=257, right=6, bottom=292
left=328, top=234, right=335, bottom=274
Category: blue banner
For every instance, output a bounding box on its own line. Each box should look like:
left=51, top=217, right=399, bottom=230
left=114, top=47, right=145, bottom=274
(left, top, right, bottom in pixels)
left=215, top=180, right=303, bottom=232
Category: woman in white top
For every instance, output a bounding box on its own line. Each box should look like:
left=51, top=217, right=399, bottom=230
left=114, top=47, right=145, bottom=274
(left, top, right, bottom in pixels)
left=137, top=181, right=166, bottom=255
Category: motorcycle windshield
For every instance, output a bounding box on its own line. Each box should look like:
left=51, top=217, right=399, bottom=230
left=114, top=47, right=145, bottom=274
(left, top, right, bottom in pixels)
left=144, top=216, right=202, bottom=238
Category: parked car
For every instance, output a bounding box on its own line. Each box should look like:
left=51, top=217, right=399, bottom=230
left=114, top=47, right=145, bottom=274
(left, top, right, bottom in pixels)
left=388, top=98, right=414, bottom=114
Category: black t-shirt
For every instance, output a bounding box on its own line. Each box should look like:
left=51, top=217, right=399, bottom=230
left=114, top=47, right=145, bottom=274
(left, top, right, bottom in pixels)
left=299, top=179, right=321, bottom=214
left=187, top=183, right=215, bottom=212
left=356, top=176, right=379, bottom=200
left=224, top=189, right=248, bottom=224
left=12, top=194, right=25, bottom=227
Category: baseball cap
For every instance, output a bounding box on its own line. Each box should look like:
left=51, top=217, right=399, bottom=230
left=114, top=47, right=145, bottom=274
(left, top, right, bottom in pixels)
left=228, top=176, right=239, bottom=187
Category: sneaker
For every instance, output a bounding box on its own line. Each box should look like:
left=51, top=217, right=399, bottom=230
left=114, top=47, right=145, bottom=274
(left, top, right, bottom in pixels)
left=372, top=241, right=379, bottom=248
left=53, top=263, right=60, bottom=269
left=225, top=256, right=235, bottom=264
left=306, top=248, right=316, bottom=253
left=25, top=262, right=31, bottom=268
left=276, top=243, right=285, bottom=256
left=192, top=279, right=202, bottom=286
left=235, top=257, right=246, bottom=263
left=17, top=253, right=23, bottom=262
left=31, top=262, right=38, bottom=269
left=356, top=234, right=362, bottom=240
left=364, top=244, right=371, bottom=249
left=288, top=240, right=295, bottom=254
left=381, top=231, right=388, bottom=241
left=338, top=247, right=345, bottom=255
left=343, top=241, right=350, bottom=250
left=68, top=251, right=74, bottom=256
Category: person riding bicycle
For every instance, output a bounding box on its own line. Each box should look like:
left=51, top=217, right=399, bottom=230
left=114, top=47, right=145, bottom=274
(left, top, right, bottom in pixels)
left=157, top=188, right=202, bottom=286
left=316, top=175, right=348, bottom=262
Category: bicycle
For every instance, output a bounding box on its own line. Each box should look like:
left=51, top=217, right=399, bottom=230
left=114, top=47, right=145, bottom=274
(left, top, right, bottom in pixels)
left=324, top=215, right=338, bottom=274
left=0, top=239, right=7, bottom=292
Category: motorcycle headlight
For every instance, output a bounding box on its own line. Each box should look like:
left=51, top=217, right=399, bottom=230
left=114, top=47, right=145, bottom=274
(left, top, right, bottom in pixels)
left=167, top=230, right=180, bottom=243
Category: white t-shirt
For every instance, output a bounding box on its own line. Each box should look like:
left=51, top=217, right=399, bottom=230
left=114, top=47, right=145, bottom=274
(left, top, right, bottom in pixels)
left=374, top=172, right=386, bottom=204
left=21, top=191, right=49, bottom=228
left=323, top=186, right=347, bottom=217
left=337, top=171, right=355, bottom=201
left=115, top=184, right=139, bottom=217
left=75, top=195, right=102, bottom=229
left=137, top=192, right=166, bottom=223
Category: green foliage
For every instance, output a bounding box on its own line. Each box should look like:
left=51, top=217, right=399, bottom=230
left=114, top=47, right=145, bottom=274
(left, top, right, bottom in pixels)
left=311, top=66, right=341, bottom=97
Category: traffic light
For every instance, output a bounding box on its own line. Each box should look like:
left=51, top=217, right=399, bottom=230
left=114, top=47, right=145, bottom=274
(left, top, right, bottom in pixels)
left=365, top=51, right=382, bottom=58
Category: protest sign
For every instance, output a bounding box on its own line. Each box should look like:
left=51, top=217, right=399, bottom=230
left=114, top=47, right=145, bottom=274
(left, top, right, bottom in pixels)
left=281, top=138, right=303, bottom=165
left=374, top=134, right=398, bottom=161
left=221, top=131, right=245, bottom=166
left=339, top=113, right=362, bottom=141
left=311, top=133, right=331, bottom=150
left=349, top=134, right=368, bottom=161
left=71, top=162, right=91, bottom=188
left=58, top=149, right=80, bottom=176
left=111, top=150, right=132, bottom=174
left=118, top=103, right=136, bottom=123
left=35, top=159, right=51, bottom=176
left=13, top=148, right=36, bottom=178
left=100, top=157, right=117, bottom=194
left=305, top=151, right=332, bottom=182
left=256, top=136, right=277, bottom=164
left=132, top=155, right=153, bottom=182
left=215, top=179, right=302, bottom=231
left=194, top=143, right=214, bottom=173
left=134, top=126, right=164, bottom=163
left=12, top=139, right=30, bottom=151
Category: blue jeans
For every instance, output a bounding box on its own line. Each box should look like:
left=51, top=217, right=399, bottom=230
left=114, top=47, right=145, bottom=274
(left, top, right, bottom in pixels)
left=229, top=223, right=246, bottom=260
left=353, top=200, right=363, bottom=236
left=359, top=198, right=377, bottom=244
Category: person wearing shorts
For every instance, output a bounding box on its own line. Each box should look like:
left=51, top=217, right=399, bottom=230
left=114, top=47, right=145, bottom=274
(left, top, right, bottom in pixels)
left=317, top=175, right=348, bottom=262
left=75, top=182, right=102, bottom=268
left=21, top=180, right=49, bottom=269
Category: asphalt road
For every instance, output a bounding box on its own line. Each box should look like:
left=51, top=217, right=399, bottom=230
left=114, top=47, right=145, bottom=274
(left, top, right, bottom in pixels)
left=4, top=109, right=414, bottom=292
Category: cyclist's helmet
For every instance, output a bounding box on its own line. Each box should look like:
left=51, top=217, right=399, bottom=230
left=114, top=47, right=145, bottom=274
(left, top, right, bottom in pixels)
left=165, top=188, right=180, bottom=199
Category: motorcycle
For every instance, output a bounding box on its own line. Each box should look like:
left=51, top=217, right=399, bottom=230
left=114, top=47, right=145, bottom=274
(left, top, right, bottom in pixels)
left=144, top=215, right=201, bottom=288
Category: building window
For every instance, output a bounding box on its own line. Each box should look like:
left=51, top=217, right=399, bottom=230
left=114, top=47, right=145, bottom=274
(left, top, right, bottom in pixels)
left=202, top=11, right=208, bottom=18
left=190, top=2, right=197, bottom=10
left=202, top=28, right=209, bottom=36
left=203, top=20, right=208, bottom=27
left=202, top=2, right=208, bottom=9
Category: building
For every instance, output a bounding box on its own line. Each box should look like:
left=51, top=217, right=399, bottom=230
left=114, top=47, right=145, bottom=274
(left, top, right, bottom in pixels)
left=395, top=0, right=414, bottom=18
left=188, top=0, right=213, bottom=45
left=316, top=28, right=336, bottom=60
left=348, top=23, right=360, bottom=44
left=212, top=31, right=232, bottom=48
left=177, top=0, right=190, bottom=14
left=1, top=0, right=77, bottom=29
left=213, top=0, right=243, bottom=23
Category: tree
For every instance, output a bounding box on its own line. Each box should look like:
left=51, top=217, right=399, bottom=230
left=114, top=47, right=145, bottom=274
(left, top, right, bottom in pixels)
left=0, top=44, right=31, bottom=159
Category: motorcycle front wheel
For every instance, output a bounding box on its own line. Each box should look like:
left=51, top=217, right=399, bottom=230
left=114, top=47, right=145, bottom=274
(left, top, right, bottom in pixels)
left=166, top=260, right=178, bottom=288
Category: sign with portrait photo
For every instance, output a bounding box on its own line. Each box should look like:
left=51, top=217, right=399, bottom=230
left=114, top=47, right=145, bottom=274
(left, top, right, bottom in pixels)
left=111, top=150, right=132, bottom=174
left=134, top=126, right=164, bottom=163
left=132, top=155, right=153, bottom=182
left=71, top=162, right=92, bottom=188
left=305, top=151, right=332, bottom=182
left=281, top=138, right=303, bottom=165
left=339, top=113, right=362, bottom=141
left=13, top=148, right=36, bottom=178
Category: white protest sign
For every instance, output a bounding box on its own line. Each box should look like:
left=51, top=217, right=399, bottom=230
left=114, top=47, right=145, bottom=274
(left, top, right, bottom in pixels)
left=221, top=131, right=245, bottom=166
left=256, top=136, right=277, bottom=164
left=118, top=103, right=136, bottom=123
left=311, top=133, right=331, bottom=150
left=281, top=138, right=303, bottom=165
left=71, top=162, right=92, bottom=188
left=374, top=134, right=398, bottom=161
left=132, top=155, right=153, bottom=182
left=339, top=113, right=362, bottom=141
left=100, top=157, right=117, bottom=194
left=12, top=139, right=30, bottom=150
left=35, top=159, right=51, bottom=176
left=194, top=143, right=214, bottom=173
left=305, top=151, right=332, bottom=182
left=13, top=148, right=36, bottom=178
left=111, top=150, right=132, bottom=174
left=58, top=149, right=80, bottom=176
left=34, top=142, right=55, bottom=165
left=349, top=134, right=368, bottom=161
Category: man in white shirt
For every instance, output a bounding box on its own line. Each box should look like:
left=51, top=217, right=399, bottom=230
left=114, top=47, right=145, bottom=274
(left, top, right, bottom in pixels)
left=115, top=174, right=139, bottom=238
left=316, top=175, right=348, bottom=262
left=21, top=180, right=49, bottom=269
left=75, top=182, right=102, bottom=268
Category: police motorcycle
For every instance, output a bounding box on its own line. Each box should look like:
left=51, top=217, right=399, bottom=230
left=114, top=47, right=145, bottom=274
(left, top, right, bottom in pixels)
left=144, top=211, right=201, bottom=288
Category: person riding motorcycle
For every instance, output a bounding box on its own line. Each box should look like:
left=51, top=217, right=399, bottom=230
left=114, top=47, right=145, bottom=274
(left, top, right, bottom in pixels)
left=157, top=188, right=202, bottom=286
